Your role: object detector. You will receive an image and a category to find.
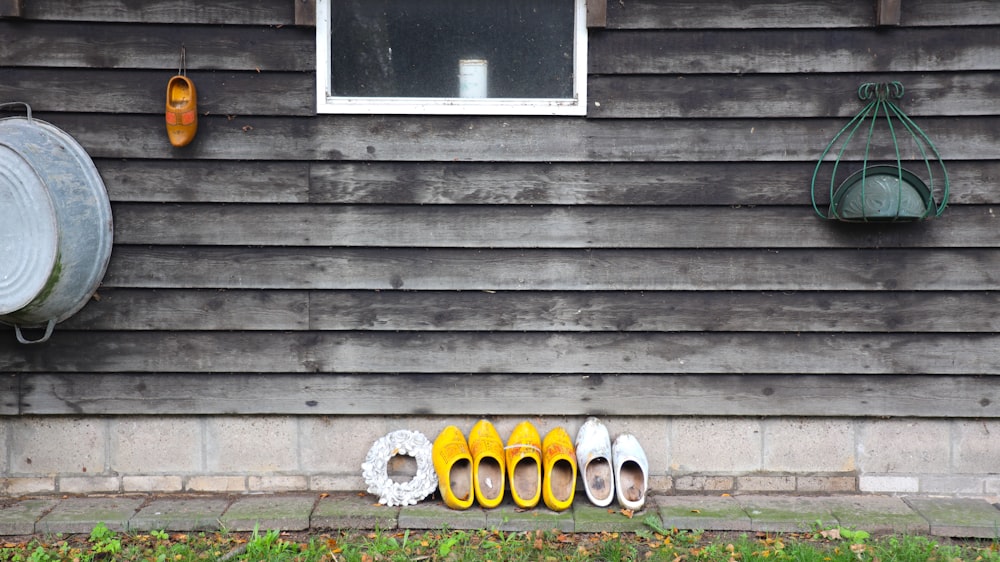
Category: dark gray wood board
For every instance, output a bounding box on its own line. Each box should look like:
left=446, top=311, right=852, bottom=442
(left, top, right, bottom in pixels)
left=12, top=373, right=1000, bottom=417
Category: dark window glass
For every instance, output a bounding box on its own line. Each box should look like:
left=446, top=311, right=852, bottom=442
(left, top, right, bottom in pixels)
left=330, top=0, right=576, bottom=99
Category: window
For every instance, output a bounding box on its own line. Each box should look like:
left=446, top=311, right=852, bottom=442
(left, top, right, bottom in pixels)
left=316, top=0, right=587, bottom=115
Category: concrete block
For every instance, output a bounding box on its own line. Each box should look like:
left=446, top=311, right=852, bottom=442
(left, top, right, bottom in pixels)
left=953, top=421, right=1000, bottom=473
left=220, top=494, right=317, bottom=532
left=36, top=496, right=144, bottom=534
left=737, top=475, right=796, bottom=493
left=248, top=475, right=309, bottom=493
left=122, top=475, right=184, bottom=493
left=573, top=501, right=656, bottom=533
left=674, top=475, right=734, bottom=493
left=0, top=422, right=7, bottom=474
left=825, top=495, right=928, bottom=534
left=9, top=417, right=106, bottom=474
left=906, top=497, right=1000, bottom=538
left=671, top=418, right=761, bottom=472
left=0, top=498, right=58, bottom=535
left=311, top=493, right=399, bottom=530
left=920, top=475, right=985, bottom=496
left=0, top=477, right=55, bottom=496
left=657, top=495, right=751, bottom=531
left=857, top=419, right=950, bottom=473
left=484, top=501, right=573, bottom=532
left=736, top=495, right=834, bottom=532
left=796, top=476, right=857, bottom=494
left=111, top=417, right=202, bottom=473
left=310, top=474, right=366, bottom=493
left=763, top=419, right=855, bottom=472
left=859, top=475, right=919, bottom=493
left=205, top=416, right=298, bottom=472
left=130, top=497, right=231, bottom=532
left=300, top=416, right=448, bottom=475
left=185, top=475, right=247, bottom=493
left=59, top=475, right=120, bottom=494
left=398, top=500, right=488, bottom=530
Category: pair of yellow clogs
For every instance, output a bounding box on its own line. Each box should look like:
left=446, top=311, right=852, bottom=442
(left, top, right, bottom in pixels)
left=432, top=420, right=577, bottom=511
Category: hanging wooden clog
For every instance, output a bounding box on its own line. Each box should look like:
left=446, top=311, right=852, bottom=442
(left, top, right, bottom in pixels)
left=165, top=45, right=198, bottom=147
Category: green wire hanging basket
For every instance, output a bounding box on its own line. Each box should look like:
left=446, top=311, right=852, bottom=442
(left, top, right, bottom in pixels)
left=811, top=82, right=949, bottom=222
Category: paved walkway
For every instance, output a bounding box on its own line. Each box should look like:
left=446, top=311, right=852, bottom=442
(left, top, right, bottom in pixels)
left=2, top=493, right=1000, bottom=538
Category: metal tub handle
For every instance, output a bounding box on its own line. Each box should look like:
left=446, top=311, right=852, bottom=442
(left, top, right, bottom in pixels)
left=14, top=319, right=56, bottom=344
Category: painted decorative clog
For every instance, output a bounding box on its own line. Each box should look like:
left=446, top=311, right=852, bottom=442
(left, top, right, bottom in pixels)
left=575, top=417, right=614, bottom=507
left=468, top=419, right=505, bottom=508
left=542, top=427, right=577, bottom=511
left=165, top=75, right=197, bottom=147
left=505, top=420, right=542, bottom=509
left=432, top=425, right=474, bottom=510
left=612, top=432, right=649, bottom=511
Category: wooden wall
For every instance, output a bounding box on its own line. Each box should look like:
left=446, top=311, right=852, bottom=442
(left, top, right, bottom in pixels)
left=2, top=0, right=1000, bottom=418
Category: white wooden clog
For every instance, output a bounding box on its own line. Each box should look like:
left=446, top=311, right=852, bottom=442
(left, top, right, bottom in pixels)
left=574, top=416, right=614, bottom=507
left=612, top=432, right=649, bottom=511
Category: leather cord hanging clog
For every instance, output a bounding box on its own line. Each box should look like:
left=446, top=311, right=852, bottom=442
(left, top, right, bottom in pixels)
left=165, top=47, right=197, bottom=147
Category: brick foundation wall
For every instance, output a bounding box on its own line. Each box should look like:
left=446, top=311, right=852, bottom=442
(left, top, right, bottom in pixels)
left=3, top=416, right=999, bottom=497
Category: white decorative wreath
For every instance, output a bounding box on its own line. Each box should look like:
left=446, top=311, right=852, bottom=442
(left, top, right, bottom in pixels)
left=361, top=429, right=438, bottom=506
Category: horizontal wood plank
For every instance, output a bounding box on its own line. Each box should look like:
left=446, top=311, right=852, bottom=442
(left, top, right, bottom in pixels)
left=306, top=161, right=999, bottom=206
left=110, top=204, right=994, bottom=249
left=62, top=289, right=308, bottom=330
left=0, top=375, right=17, bottom=415
left=42, top=113, right=1000, bottom=162
left=96, top=160, right=309, bottom=203
left=590, top=27, right=1000, bottom=74
left=19, top=0, right=294, bottom=24
left=16, top=0, right=1000, bottom=29
left=57, top=289, right=1000, bottom=334
left=89, top=160, right=998, bottom=206
left=0, top=21, right=313, bottom=71
left=589, top=73, right=1000, bottom=118
left=0, top=68, right=314, bottom=116
left=4, top=332, right=1000, bottom=375
left=14, top=373, right=1000, bottom=417
left=101, top=247, right=1000, bottom=291
left=606, top=0, right=1000, bottom=29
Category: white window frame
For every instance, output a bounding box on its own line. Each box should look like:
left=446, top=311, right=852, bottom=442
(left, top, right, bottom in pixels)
left=316, top=0, right=588, bottom=116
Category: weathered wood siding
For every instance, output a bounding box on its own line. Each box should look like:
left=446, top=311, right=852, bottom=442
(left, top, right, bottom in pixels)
left=2, top=0, right=1000, bottom=418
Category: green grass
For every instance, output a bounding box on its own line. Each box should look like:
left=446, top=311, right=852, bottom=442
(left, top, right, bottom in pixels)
left=2, top=521, right=1000, bottom=562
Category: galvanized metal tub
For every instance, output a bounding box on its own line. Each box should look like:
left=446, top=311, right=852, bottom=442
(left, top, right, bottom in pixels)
left=0, top=102, right=113, bottom=343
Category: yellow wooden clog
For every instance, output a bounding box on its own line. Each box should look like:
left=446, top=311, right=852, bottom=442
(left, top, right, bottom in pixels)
left=505, top=420, right=541, bottom=509
left=165, top=75, right=197, bottom=147
left=432, top=425, right=474, bottom=510
left=542, top=427, right=577, bottom=511
left=469, top=419, right=505, bottom=508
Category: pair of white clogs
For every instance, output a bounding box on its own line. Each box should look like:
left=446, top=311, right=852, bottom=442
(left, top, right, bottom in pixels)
left=575, top=417, right=649, bottom=511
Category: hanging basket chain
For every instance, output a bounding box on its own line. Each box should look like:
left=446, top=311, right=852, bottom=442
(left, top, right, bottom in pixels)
left=810, top=81, right=948, bottom=222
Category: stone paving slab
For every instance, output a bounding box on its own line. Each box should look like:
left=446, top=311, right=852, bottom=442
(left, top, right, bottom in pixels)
left=905, top=497, right=1000, bottom=539
left=485, top=501, right=574, bottom=532
left=36, top=496, right=145, bottom=535
left=825, top=495, right=929, bottom=534
left=735, top=495, right=833, bottom=533
left=657, top=495, right=752, bottom=532
left=398, top=501, right=488, bottom=530
left=0, top=498, right=58, bottom=535
left=574, top=501, right=657, bottom=533
left=311, top=494, right=399, bottom=530
left=6, top=493, right=1000, bottom=538
left=130, top=497, right=232, bottom=532
left=220, top=494, right=316, bottom=532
